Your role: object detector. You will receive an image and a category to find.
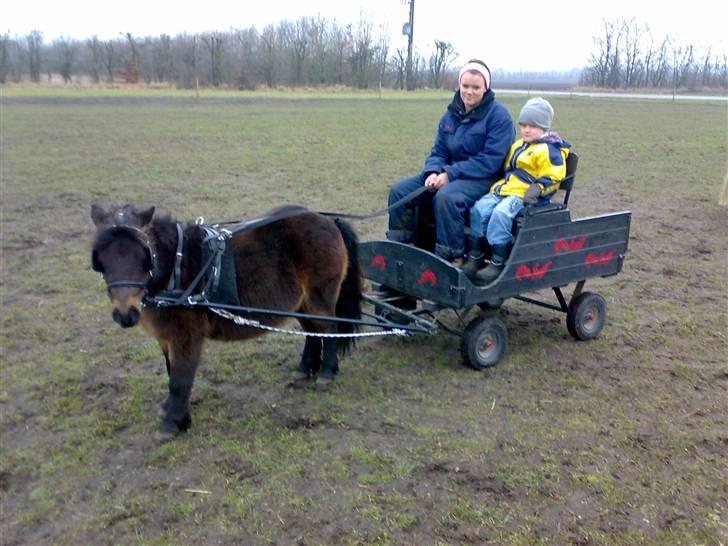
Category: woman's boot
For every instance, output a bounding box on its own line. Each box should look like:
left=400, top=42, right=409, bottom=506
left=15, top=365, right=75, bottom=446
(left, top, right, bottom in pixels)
left=461, top=236, right=485, bottom=278
left=475, top=244, right=510, bottom=285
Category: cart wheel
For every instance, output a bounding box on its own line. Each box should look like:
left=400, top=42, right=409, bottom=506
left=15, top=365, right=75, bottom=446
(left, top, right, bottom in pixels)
left=460, top=316, right=508, bottom=370
left=566, top=292, right=607, bottom=340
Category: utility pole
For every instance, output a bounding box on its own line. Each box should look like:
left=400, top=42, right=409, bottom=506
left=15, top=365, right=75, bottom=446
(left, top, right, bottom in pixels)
left=403, top=0, right=415, bottom=90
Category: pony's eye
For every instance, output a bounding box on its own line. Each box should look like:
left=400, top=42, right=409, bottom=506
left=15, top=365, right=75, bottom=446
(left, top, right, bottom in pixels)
left=91, top=250, right=105, bottom=273
left=144, top=254, right=153, bottom=272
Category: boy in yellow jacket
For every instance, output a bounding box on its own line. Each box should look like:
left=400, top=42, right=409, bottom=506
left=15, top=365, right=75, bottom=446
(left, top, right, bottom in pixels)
left=463, top=97, right=571, bottom=284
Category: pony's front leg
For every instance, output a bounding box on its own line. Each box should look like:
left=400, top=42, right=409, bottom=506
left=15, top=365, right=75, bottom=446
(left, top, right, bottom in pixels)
left=317, top=338, right=339, bottom=386
left=158, top=341, right=171, bottom=417
left=155, top=336, right=204, bottom=442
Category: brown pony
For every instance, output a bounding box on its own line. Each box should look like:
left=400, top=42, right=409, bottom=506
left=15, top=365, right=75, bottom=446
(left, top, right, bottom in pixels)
left=91, top=204, right=362, bottom=441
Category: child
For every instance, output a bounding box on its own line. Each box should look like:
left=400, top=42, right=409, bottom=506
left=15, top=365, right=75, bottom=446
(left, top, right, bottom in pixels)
left=462, top=97, right=571, bottom=284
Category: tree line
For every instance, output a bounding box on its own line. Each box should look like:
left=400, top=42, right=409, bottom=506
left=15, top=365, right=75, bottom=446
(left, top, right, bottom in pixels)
left=1, top=16, right=725, bottom=90
left=0, top=17, right=457, bottom=90
left=582, top=17, right=726, bottom=90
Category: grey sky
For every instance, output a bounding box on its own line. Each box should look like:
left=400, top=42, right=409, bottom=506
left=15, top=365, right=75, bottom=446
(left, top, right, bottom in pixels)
left=6, top=0, right=726, bottom=71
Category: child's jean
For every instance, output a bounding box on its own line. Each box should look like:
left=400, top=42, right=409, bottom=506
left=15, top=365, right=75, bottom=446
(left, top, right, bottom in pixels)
left=470, top=194, right=525, bottom=246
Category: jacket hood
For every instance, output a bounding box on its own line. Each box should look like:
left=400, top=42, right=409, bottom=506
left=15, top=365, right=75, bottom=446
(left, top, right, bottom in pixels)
left=447, top=89, right=496, bottom=120
left=535, top=131, right=571, bottom=149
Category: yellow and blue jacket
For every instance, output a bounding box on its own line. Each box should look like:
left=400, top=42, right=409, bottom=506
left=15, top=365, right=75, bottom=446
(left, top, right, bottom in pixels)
left=490, top=133, right=571, bottom=204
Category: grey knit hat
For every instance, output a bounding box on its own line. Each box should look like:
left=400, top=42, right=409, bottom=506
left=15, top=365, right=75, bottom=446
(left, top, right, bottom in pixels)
left=518, top=97, right=554, bottom=130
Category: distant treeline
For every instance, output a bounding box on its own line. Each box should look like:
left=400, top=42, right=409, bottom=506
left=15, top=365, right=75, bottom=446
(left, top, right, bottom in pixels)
left=581, top=18, right=726, bottom=90
left=1, top=16, right=725, bottom=90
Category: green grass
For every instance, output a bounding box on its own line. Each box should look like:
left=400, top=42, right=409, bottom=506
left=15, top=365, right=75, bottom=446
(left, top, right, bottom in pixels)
left=1, top=90, right=727, bottom=545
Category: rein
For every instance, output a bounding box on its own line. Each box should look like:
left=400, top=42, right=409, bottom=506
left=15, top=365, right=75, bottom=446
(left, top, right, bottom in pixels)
left=99, top=191, right=426, bottom=304
left=318, top=185, right=428, bottom=221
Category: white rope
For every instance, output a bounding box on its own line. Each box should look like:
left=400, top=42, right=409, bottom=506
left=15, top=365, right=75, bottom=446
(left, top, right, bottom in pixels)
left=209, top=307, right=410, bottom=338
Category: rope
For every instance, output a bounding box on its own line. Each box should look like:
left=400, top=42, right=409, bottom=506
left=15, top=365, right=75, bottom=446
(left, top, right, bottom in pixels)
left=209, top=308, right=410, bottom=338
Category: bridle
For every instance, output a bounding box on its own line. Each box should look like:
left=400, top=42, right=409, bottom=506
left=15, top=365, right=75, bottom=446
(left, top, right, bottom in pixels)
left=96, top=224, right=161, bottom=292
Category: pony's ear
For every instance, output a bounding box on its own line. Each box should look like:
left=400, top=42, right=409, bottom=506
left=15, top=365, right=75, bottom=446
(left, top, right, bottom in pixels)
left=138, top=206, right=155, bottom=227
left=91, top=204, right=108, bottom=226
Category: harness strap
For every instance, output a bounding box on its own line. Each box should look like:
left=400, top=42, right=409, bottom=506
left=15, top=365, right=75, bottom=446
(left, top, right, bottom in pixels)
left=319, top=184, right=429, bottom=221
left=173, top=247, right=218, bottom=305
left=167, top=223, right=185, bottom=292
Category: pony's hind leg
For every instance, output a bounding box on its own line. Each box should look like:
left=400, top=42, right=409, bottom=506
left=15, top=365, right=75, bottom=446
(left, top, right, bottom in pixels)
left=297, top=311, right=340, bottom=386
left=293, top=333, right=321, bottom=381
left=317, top=337, right=340, bottom=386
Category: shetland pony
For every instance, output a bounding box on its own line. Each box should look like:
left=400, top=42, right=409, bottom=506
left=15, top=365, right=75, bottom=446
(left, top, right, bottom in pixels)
left=91, top=204, right=361, bottom=441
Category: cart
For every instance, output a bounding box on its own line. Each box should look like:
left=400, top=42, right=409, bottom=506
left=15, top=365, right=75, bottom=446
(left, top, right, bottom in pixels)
left=359, top=153, right=632, bottom=369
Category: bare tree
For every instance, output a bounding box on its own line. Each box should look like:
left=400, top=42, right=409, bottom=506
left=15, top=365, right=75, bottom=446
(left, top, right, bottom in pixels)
left=350, top=16, right=373, bottom=88
left=700, top=48, right=712, bottom=87
left=670, top=41, right=692, bottom=90
left=429, top=40, right=455, bottom=88
left=374, top=24, right=390, bottom=88
left=86, top=35, right=103, bottom=83
left=124, top=33, right=139, bottom=67
left=330, top=22, right=351, bottom=85
left=56, top=36, right=77, bottom=83
left=234, top=27, right=258, bottom=90
left=306, top=16, right=328, bottom=85
left=622, top=19, right=642, bottom=88
left=585, top=19, right=618, bottom=87
left=259, top=25, right=277, bottom=87
left=26, top=30, right=42, bottom=82
left=152, top=34, right=173, bottom=83
left=0, top=33, right=10, bottom=84
left=284, top=17, right=310, bottom=86
left=103, top=40, right=116, bottom=83
left=391, top=48, right=406, bottom=89
left=178, top=34, right=199, bottom=89
left=201, top=32, right=224, bottom=87
left=649, top=37, right=670, bottom=87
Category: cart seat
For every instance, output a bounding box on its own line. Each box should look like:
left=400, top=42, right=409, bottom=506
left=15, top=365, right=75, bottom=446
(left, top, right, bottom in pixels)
left=511, top=151, right=578, bottom=237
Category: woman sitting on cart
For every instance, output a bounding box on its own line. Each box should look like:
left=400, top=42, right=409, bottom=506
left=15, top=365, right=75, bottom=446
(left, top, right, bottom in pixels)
left=386, top=59, right=515, bottom=265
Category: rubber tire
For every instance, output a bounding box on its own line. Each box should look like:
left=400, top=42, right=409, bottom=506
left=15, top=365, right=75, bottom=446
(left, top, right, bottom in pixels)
left=460, top=316, right=508, bottom=370
left=566, top=291, right=607, bottom=340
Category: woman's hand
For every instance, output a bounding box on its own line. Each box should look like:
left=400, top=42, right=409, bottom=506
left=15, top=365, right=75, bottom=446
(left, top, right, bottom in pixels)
left=425, top=172, right=449, bottom=192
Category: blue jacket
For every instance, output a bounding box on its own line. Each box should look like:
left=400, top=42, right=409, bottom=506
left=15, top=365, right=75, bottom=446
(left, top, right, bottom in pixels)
left=424, top=90, right=515, bottom=187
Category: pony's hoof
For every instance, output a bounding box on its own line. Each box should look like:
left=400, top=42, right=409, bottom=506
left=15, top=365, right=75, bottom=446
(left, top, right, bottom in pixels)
left=157, top=397, right=171, bottom=418
left=291, top=370, right=310, bottom=382
left=153, top=429, right=177, bottom=443
left=315, top=375, right=335, bottom=388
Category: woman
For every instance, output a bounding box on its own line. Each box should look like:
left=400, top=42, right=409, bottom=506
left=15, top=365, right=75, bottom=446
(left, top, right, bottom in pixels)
left=387, top=59, right=515, bottom=264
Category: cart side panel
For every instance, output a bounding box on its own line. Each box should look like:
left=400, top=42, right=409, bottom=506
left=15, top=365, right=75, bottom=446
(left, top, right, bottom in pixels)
left=463, top=210, right=632, bottom=305
left=359, top=240, right=464, bottom=307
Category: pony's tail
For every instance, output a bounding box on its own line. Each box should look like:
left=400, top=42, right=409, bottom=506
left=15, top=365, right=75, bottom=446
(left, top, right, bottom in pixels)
left=334, top=218, right=362, bottom=356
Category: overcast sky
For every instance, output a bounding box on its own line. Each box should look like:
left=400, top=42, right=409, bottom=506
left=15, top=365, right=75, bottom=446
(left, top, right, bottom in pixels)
left=6, top=0, right=727, bottom=71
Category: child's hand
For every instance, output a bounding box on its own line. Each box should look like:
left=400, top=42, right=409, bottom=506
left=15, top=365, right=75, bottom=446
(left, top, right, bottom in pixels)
left=524, top=184, right=542, bottom=205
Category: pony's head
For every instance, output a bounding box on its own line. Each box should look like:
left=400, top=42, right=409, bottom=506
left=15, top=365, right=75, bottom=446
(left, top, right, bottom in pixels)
left=91, top=204, right=156, bottom=328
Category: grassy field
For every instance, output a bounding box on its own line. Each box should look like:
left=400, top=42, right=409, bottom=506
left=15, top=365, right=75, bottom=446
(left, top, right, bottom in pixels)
left=1, top=88, right=727, bottom=545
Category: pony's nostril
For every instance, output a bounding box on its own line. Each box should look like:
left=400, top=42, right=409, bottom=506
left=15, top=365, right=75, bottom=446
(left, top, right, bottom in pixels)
left=113, top=307, right=140, bottom=328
